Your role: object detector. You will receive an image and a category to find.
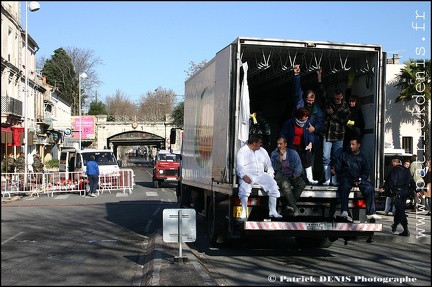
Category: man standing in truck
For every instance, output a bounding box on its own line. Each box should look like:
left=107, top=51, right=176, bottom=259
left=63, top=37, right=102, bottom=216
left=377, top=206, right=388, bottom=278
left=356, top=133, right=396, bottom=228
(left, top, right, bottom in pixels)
left=292, top=65, right=324, bottom=184
left=236, top=134, right=282, bottom=219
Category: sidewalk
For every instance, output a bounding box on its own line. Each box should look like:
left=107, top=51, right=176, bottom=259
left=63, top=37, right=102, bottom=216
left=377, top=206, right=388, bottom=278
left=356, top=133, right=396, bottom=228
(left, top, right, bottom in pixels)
left=146, top=230, right=217, bottom=286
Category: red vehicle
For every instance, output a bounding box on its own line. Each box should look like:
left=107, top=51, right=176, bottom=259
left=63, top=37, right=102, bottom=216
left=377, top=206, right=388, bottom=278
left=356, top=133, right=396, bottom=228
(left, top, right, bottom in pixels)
left=152, top=150, right=181, bottom=188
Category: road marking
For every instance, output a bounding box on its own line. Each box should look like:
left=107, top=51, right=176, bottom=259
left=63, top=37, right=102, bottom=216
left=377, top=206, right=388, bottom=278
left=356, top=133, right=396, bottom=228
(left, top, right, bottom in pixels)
left=116, top=193, right=129, bottom=197
left=55, top=195, right=70, bottom=199
left=146, top=191, right=158, bottom=197
left=1, top=231, right=24, bottom=246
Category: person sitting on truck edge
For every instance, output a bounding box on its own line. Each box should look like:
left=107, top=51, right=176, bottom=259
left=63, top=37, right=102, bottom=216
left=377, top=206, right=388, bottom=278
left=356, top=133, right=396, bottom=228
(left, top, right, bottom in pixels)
left=86, top=155, right=100, bottom=197
left=379, top=157, right=416, bottom=236
left=279, top=107, right=317, bottom=185
left=292, top=65, right=324, bottom=184
left=270, top=137, right=306, bottom=217
left=333, top=137, right=381, bottom=221
left=236, top=133, right=282, bottom=220
left=321, top=87, right=351, bottom=186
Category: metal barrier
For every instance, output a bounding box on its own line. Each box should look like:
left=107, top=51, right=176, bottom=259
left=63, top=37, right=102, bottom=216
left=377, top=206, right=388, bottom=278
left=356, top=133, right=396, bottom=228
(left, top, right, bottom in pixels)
left=1, top=169, right=135, bottom=198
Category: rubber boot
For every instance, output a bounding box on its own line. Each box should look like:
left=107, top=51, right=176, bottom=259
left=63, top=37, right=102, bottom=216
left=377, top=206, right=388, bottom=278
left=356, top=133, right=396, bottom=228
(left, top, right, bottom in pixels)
left=284, top=191, right=300, bottom=217
left=268, top=196, right=282, bottom=218
left=305, top=167, right=318, bottom=185
left=322, top=165, right=331, bottom=186
left=240, top=196, right=248, bottom=220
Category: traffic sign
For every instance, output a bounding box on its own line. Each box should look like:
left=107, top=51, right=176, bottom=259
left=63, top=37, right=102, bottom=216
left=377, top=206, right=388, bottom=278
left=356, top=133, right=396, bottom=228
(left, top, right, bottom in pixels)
left=163, top=208, right=196, bottom=243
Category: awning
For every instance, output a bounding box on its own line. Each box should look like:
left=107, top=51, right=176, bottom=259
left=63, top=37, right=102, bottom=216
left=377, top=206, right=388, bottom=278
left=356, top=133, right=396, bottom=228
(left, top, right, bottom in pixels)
left=1, top=127, right=24, bottom=146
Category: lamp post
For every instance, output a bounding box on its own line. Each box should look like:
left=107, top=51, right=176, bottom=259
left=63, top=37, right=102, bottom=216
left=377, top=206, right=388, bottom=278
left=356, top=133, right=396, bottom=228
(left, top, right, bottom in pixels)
left=23, top=1, right=40, bottom=186
left=78, top=72, right=87, bottom=150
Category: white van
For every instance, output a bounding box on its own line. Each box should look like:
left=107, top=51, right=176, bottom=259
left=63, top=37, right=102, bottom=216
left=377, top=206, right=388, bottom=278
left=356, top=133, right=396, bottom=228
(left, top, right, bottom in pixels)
left=59, top=148, right=120, bottom=179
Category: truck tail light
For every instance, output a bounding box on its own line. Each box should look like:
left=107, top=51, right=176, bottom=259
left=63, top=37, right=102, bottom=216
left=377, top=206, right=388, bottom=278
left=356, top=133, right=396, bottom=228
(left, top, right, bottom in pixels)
left=232, top=197, right=262, bottom=206
left=353, top=199, right=367, bottom=209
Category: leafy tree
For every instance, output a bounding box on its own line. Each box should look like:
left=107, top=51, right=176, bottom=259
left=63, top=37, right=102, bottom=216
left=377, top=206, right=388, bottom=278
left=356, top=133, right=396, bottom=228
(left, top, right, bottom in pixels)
left=40, top=47, right=103, bottom=115
left=41, top=48, right=78, bottom=113
left=88, top=101, right=107, bottom=115
left=394, top=58, right=431, bottom=159
left=171, top=101, right=184, bottom=128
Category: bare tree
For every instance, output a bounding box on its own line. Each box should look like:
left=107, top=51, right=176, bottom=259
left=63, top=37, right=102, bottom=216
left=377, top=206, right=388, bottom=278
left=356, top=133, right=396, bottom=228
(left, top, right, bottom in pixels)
left=65, top=47, right=103, bottom=109
left=105, top=90, right=137, bottom=116
left=184, top=60, right=208, bottom=80
left=137, top=87, right=176, bottom=121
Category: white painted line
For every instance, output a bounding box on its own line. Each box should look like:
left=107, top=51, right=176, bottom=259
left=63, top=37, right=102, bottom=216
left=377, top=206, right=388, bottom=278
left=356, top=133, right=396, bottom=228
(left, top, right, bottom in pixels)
left=116, top=193, right=129, bottom=197
left=146, top=192, right=158, bottom=197
left=55, top=195, right=70, bottom=199
left=1, top=232, right=24, bottom=246
left=145, top=220, right=152, bottom=234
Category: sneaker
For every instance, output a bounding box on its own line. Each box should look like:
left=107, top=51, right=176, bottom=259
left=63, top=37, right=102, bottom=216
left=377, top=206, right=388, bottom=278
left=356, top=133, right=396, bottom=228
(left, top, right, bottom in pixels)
left=341, top=211, right=348, bottom=218
left=398, top=231, right=410, bottom=237
left=367, top=214, right=382, bottom=220
left=89, top=193, right=96, bottom=197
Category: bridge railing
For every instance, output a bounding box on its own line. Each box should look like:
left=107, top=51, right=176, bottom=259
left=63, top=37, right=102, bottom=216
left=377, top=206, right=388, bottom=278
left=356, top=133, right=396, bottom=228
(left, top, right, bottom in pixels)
left=1, top=169, right=135, bottom=198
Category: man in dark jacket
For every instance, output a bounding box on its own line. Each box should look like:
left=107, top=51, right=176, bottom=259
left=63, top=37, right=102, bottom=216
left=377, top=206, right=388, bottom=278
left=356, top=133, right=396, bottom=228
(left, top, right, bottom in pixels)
left=333, top=137, right=381, bottom=221
left=379, top=157, right=416, bottom=236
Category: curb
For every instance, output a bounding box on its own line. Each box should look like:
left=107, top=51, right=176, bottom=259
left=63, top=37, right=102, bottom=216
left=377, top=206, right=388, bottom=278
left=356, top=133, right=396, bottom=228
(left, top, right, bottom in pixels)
left=149, top=230, right=217, bottom=286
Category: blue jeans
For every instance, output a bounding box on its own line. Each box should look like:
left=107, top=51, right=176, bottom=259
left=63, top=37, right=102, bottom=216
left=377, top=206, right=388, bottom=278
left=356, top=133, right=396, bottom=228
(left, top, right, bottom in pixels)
left=322, top=138, right=343, bottom=166
left=88, top=175, right=99, bottom=194
left=385, top=197, right=396, bottom=214
left=338, top=177, right=376, bottom=215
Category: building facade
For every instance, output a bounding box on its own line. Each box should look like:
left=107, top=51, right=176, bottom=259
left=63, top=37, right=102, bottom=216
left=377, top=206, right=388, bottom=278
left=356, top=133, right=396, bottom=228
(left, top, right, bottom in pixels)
left=1, top=1, right=71, bottom=166
left=384, top=54, right=428, bottom=158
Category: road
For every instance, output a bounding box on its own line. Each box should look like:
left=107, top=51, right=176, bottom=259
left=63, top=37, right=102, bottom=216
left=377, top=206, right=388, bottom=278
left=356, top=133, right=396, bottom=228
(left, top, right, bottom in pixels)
left=2, top=159, right=431, bottom=286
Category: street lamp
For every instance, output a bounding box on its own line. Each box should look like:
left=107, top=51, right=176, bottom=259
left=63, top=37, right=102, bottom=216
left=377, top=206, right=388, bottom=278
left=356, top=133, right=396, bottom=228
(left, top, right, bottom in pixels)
left=78, top=72, right=87, bottom=149
left=23, top=1, right=40, bottom=186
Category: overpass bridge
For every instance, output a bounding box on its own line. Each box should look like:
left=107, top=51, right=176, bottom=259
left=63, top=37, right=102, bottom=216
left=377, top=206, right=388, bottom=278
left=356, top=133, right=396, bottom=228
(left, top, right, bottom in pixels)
left=71, top=115, right=180, bottom=159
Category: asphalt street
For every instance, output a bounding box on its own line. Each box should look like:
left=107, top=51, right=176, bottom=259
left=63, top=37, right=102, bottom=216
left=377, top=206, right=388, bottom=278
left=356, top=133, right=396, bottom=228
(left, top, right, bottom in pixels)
left=2, top=189, right=430, bottom=286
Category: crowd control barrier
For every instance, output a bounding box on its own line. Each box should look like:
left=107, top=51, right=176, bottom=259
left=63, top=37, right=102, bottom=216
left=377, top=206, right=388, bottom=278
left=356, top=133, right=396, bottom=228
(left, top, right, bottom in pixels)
left=1, top=169, right=135, bottom=198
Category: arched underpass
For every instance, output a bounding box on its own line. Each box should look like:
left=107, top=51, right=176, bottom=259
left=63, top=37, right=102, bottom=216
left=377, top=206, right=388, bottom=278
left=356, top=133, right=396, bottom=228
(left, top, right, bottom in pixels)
left=107, top=131, right=166, bottom=163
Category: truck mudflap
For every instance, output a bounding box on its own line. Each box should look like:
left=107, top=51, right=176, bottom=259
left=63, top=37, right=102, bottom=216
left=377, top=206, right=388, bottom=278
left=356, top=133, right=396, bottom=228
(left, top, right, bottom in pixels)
left=244, top=221, right=382, bottom=232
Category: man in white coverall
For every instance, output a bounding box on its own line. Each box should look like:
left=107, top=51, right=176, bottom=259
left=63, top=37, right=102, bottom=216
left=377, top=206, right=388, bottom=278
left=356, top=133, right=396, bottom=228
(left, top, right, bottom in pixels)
left=236, top=133, right=282, bottom=219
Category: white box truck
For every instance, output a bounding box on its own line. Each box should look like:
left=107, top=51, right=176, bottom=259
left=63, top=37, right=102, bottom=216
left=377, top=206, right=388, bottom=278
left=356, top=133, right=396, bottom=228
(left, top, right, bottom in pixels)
left=177, top=37, right=386, bottom=247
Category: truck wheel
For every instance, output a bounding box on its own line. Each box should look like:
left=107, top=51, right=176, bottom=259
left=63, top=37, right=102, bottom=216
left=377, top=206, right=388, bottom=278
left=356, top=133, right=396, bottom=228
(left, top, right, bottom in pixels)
left=208, top=201, right=227, bottom=247
left=153, top=180, right=159, bottom=188
left=295, top=237, right=333, bottom=249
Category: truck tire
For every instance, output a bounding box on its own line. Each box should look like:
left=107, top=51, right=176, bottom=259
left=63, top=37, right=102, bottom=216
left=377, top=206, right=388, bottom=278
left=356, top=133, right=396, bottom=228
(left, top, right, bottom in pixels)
left=153, top=180, right=160, bottom=188
left=295, top=237, right=333, bottom=249
left=208, top=200, right=227, bottom=247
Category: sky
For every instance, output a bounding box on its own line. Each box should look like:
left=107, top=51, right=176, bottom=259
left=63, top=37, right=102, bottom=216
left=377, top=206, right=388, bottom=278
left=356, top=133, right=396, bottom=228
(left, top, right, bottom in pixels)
left=22, top=1, right=431, bottom=103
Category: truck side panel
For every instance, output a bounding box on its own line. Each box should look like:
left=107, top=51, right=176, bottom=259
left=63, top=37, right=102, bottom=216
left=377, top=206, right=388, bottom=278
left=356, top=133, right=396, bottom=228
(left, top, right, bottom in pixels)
left=212, top=44, right=235, bottom=183
left=182, top=59, right=215, bottom=186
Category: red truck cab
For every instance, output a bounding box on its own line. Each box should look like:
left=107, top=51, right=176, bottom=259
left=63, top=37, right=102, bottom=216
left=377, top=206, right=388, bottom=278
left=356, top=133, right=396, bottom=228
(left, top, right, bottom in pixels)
left=152, top=150, right=181, bottom=188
